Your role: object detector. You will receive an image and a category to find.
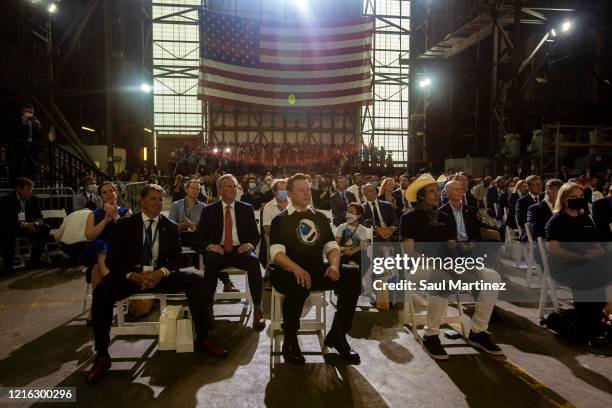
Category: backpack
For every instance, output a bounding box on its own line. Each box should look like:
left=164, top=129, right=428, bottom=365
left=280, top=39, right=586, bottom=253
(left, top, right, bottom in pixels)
left=541, top=309, right=588, bottom=344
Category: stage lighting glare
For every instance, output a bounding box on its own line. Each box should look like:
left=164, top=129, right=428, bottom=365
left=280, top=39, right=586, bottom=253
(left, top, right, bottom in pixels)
left=81, top=126, right=95, bottom=132
left=140, top=83, right=152, bottom=93
left=213, top=148, right=219, bottom=153
left=561, top=21, right=571, bottom=32
left=419, top=78, right=432, bottom=88
left=47, top=2, right=58, bottom=14
left=144, top=128, right=152, bottom=133
left=225, top=148, right=231, bottom=153
left=550, top=29, right=557, bottom=37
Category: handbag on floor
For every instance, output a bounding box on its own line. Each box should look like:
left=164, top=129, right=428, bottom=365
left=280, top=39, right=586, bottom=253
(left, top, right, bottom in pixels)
left=175, top=307, right=195, bottom=353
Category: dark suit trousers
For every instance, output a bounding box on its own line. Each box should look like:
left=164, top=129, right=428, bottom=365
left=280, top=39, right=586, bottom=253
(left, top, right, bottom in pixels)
left=270, top=265, right=361, bottom=336
left=204, top=247, right=262, bottom=306
left=2, top=224, right=50, bottom=271
left=92, top=271, right=209, bottom=355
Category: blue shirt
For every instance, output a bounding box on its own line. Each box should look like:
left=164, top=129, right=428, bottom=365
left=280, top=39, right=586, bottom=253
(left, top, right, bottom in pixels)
left=169, top=198, right=205, bottom=225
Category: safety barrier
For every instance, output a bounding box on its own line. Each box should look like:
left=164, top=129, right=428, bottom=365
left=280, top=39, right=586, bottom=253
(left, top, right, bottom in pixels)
left=0, top=187, right=76, bottom=213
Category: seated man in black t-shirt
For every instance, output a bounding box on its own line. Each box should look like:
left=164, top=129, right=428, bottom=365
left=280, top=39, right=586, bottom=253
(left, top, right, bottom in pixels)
left=401, top=174, right=503, bottom=360
left=269, top=173, right=361, bottom=365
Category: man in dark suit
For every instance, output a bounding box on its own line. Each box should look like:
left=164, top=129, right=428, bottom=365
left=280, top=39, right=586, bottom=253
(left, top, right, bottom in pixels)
left=0, top=177, right=50, bottom=275
left=87, top=184, right=227, bottom=385
left=441, top=172, right=478, bottom=209
left=439, top=181, right=481, bottom=242
left=516, top=175, right=544, bottom=241
left=361, top=183, right=398, bottom=241
left=198, top=174, right=264, bottom=330
left=330, top=175, right=356, bottom=226
left=592, top=184, right=612, bottom=241
left=392, top=174, right=411, bottom=213
left=527, top=179, right=562, bottom=240
left=557, top=165, right=570, bottom=182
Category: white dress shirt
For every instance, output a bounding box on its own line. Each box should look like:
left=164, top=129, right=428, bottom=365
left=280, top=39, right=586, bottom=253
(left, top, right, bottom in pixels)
left=262, top=198, right=287, bottom=228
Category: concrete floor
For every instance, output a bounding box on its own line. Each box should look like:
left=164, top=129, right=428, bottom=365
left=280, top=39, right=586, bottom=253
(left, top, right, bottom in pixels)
left=0, top=265, right=610, bottom=408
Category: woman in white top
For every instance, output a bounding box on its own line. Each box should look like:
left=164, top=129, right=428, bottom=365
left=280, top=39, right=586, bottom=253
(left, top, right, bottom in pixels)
left=335, top=202, right=369, bottom=268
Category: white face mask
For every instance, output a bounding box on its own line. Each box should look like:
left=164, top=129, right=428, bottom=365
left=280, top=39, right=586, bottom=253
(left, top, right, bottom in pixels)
left=346, top=213, right=359, bottom=223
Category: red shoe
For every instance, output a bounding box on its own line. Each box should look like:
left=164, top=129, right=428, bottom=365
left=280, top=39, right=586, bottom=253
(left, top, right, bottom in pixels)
left=86, top=354, right=112, bottom=384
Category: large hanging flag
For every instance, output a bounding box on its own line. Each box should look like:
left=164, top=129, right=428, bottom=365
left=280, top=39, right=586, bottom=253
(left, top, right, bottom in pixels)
left=198, top=10, right=374, bottom=109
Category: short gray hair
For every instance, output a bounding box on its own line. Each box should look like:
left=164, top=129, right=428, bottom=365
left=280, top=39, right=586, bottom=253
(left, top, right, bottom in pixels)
left=271, top=178, right=287, bottom=192
left=216, top=174, right=238, bottom=189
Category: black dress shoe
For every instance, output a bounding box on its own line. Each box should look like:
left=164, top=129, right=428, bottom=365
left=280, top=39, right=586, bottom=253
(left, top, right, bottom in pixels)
left=86, top=354, right=111, bottom=384
left=324, top=333, right=361, bottom=364
left=282, top=335, right=305, bottom=365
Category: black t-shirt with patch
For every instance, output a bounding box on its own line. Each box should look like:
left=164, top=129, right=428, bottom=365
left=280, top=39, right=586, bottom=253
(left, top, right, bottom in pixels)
left=399, top=208, right=455, bottom=256
left=270, top=208, right=334, bottom=273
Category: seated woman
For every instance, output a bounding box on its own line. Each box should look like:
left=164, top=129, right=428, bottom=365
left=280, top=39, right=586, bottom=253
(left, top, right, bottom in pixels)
left=545, top=182, right=612, bottom=341
left=378, top=177, right=403, bottom=218
left=335, top=203, right=369, bottom=268
left=84, top=182, right=131, bottom=324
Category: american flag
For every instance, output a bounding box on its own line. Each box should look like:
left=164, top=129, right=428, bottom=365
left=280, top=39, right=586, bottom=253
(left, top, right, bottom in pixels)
left=198, top=10, right=374, bottom=109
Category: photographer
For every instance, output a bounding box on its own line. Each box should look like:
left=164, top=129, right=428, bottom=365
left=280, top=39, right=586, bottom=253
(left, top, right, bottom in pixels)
left=15, top=104, right=43, bottom=179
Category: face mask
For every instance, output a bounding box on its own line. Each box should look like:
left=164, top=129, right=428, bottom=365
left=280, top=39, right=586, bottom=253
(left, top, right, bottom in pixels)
left=567, top=197, right=586, bottom=210
left=23, top=112, right=33, bottom=119
left=346, top=213, right=359, bottom=223
left=88, top=184, right=98, bottom=194
left=277, top=190, right=288, bottom=201
left=248, top=183, right=257, bottom=190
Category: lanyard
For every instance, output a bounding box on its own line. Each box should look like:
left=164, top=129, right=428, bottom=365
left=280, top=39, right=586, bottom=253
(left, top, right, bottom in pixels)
left=183, top=199, right=193, bottom=220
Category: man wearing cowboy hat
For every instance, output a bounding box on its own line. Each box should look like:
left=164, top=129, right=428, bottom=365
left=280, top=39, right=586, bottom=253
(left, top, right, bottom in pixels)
left=400, top=174, right=503, bottom=360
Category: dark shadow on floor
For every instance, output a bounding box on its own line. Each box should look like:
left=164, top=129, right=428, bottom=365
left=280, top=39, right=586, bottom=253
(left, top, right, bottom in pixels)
left=265, top=362, right=389, bottom=408
left=489, top=307, right=612, bottom=396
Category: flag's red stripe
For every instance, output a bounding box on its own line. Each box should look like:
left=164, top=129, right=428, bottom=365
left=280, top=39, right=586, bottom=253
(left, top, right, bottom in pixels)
left=201, top=67, right=370, bottom=85
left=259, top=29, right=373, bottom=43
left=198, top=58, right=370, bottom=72
left=260, top=15, right=374, bottom=29
left=198, top=94, right=373, bottom=110
left=200, top=80, right=371, bottom=99
left=259, top=44, right=371, bottom=58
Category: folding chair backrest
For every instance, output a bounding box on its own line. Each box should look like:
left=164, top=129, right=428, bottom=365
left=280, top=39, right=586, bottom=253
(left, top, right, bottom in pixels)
left=41, top=209, right=67, bottom=220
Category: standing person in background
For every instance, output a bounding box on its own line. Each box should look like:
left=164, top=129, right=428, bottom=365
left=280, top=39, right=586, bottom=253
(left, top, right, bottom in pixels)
left=14, top=103, right=42, bottom=180
left=330, top=176, right=356, bottom=226
left=74, top=176, right=103, bottom=211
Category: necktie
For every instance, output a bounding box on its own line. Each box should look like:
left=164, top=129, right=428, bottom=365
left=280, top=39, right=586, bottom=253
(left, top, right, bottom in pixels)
left=143, top=219, right=154, bottom=266
left=224, top=205, right=233, bottom=253
left=371, top=202, right=382, bottom=227
left=341, top=192, right=347, bottom=209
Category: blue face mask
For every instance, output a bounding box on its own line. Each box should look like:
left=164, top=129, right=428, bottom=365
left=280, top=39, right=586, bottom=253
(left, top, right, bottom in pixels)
left=277, top=190, right=288, bottom=201
left=248, top=183, right=257, bottom=190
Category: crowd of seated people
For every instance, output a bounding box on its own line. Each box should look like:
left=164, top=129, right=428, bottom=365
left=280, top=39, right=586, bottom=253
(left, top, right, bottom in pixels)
left=168, top=141, right=360, bottom=175
left=1, top=164, right=611, bottom=383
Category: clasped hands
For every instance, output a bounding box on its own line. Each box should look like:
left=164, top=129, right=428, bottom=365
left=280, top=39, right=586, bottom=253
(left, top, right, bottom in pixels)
left=129, top=270, right=164, bottom=290
left=375, top=226, right=395, bottom=240
left=208, top=243, right=252, bottom=255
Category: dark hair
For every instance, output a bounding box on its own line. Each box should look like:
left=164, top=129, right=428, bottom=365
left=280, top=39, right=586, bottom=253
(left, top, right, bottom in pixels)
left=347, top=202, right=364, bottom=216
left=416, top=186, right=428, bottom=201
left=286, top=173, right=308, bottom=192
left=98, top=181, right=117, bottom=196
left=140, top=183, right=166, bottom=198
left=81, top=175, right=94, bottom=187
left=84, top=200, right=98, bottom=211
left=22, top=103, right=34, bottom=111
left=15, top=177, right=33, bottom=189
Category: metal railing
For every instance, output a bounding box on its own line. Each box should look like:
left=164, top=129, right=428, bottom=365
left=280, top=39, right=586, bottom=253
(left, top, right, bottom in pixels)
left=0, top=187, right=76, bottom=213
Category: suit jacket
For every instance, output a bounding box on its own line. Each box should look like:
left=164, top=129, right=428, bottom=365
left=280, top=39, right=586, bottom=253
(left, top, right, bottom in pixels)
left=526, top=200, right=553, bottom=241
left=441, top=191, right=478, bottom=209
left=439, top=202, right=482, bottom=241
left=557, top=172, right=570, bottom=182
left=485, top=187, right=499, bottom=217
left=388, top=189, right=405, bottom=218
left=107, top=212, right=181, bottom=277
left=362, top=200, right=399, bottom=228
left=516, top=193, right=544, bottom=240
left=0, top=193, right=43, bottom=232
left=592, top=197, right=612, bottom=241
left=329, top=190, right=356, bottom=226
left=197, top=200, right=259, bottom=251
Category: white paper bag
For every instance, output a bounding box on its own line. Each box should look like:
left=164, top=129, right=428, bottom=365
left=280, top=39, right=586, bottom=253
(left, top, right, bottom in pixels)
left=159, top=305, right=181, bottom=351
left=175, top=307, right=194, bottom=353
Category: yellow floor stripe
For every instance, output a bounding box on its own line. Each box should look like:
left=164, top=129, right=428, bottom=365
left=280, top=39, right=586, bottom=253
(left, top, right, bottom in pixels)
left=0, top=299, right=79, bottom=309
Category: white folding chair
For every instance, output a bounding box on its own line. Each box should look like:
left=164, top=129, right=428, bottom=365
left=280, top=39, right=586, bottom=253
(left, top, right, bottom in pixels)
left=41, top=209, right=68, bottom=263
left=270, top=287, right=327, bottom=361
left=523, top=223, right=542, bottom=286
left=536, top=237, right=561, bottom=319
left=197, top=254, right=252, bottom=303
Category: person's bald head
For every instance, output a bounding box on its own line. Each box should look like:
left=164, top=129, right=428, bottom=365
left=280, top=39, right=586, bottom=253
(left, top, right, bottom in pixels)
left=445, top=180, right=464, bottom=204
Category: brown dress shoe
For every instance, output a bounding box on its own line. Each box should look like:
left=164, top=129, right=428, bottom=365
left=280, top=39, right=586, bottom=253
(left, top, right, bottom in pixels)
left=253, top=308, right=266, bottom=330
left=86, top=354, right=112, bottom=384
left=194, top=338, right=229, bottom=358
left=223, top=282, right=240, bottom=292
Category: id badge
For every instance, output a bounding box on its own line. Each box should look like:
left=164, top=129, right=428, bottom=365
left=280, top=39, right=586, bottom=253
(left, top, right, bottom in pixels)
left=143, top=265, right=154, bottom=272
left=18, top=212, right=25, bottom=222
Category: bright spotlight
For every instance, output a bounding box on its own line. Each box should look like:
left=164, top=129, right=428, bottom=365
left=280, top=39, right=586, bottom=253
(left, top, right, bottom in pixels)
left=225, top=148, right=231, bottom=153
left=561, top=21, right=572, bottom=32
left=144, top=127, right=152, bottom=133
left=550, top=28, right=557, bottom=37
left=419, top=78, right=432, bottom=88
left=140, top=83, right=152, bottom=93
left=47, top=2, right=58, bottom=14
left=213, top=148, right=219, bottom=154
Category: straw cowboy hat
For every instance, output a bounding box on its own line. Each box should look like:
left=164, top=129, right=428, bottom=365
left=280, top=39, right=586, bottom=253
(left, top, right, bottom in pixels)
left=405, top=173, right=438, bottom=202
